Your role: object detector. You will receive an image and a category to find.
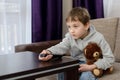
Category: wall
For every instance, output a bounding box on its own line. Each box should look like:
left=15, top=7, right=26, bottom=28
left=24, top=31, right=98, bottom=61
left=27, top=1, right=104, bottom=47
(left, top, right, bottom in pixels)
left=62, top=0, right=72, bottom=37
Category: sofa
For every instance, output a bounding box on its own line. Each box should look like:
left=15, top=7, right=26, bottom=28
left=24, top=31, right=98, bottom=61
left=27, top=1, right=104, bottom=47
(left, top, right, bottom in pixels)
left=15, top=17, right=120, bottom=80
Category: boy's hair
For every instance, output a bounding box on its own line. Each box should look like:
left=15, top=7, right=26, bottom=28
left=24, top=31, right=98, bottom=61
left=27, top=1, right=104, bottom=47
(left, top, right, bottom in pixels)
left=66, top=7, right=90, bottom=25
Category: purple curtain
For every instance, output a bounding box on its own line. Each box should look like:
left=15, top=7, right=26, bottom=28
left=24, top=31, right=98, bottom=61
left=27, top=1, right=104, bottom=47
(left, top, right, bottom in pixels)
left=32, top=0, right=62, bottom=42
left=73, top=0, right=104, bottom=19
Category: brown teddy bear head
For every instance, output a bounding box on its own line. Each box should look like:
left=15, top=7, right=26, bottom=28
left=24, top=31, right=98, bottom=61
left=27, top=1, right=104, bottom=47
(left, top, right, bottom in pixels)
left=84, top=42, right=103, bottom=64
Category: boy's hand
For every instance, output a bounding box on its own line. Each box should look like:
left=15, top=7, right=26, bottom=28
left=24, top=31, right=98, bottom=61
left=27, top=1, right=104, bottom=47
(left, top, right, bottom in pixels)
left=38, top=50, right=53, bottom=61
left=78, top=64, right=97, bottom=72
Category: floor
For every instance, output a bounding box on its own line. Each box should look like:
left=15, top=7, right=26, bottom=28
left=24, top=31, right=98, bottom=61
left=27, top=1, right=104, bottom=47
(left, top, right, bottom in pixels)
left=36, top=74, right=57, bottom=80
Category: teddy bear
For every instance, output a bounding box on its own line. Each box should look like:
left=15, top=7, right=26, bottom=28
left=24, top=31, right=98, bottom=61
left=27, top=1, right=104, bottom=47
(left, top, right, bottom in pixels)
left=83, top=42, right=113, bottom=77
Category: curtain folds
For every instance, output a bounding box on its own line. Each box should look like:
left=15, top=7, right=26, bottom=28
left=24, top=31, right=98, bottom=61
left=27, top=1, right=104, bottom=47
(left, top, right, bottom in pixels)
left=73, top=0, right=104, bottom=19
left=32, top=0, right=62, bottom=42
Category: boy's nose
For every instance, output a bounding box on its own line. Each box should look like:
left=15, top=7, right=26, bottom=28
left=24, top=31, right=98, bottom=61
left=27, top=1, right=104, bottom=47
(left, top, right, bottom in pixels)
left=69, top=29, right=74, bottom=33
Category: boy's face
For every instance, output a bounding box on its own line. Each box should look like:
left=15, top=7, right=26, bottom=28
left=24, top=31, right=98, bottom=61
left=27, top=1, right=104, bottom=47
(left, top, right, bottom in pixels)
left=66, top=20, right=90, bottom=39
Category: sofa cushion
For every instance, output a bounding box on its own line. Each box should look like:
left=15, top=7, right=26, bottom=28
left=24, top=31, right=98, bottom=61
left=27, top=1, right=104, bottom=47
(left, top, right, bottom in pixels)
left=90, top=17, right=118, bottom=53
left=114, top=18, right=120, bottom=62
left=99, top=62, right=120, bottom=80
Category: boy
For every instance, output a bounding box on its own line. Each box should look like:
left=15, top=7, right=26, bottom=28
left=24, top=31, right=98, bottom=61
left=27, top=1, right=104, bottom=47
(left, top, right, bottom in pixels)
left=39, top=7, right=115, bottom=80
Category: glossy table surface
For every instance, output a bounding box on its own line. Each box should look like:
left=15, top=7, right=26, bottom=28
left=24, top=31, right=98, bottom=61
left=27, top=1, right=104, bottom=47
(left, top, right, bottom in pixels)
left=0, top=52, right=79, bottom=80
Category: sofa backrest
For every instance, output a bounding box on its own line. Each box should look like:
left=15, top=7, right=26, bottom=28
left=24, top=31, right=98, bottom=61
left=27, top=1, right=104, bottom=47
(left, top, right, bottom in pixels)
left=90, top=17, right=118, bottom=53
left=90, top=17, right=120, bottom=62
left=114, top=18, right=120, bottom=62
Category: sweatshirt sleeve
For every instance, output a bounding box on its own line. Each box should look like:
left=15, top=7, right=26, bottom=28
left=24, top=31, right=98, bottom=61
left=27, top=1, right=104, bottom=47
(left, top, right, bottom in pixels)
left=94, top=37, right=115, bottom=70
left=47, top=33, right=71, bottom=55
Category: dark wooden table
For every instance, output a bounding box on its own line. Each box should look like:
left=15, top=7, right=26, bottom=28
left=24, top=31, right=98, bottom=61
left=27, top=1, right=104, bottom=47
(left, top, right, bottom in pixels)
left=0, top=52, right=79, bottom=80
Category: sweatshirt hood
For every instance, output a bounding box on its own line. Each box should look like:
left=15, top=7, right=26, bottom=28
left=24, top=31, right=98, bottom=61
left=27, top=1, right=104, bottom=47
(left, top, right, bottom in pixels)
left=83, top=25, right=97, bottom=40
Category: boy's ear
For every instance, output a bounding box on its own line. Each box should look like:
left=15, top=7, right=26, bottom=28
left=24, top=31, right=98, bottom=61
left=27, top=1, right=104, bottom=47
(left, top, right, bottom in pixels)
left=85, top=22, right=90, bottom=30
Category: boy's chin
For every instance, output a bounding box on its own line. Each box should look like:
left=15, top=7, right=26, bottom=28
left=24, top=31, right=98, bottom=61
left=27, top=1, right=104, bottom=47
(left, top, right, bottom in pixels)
left=72, top=35, right=81, bottom=39
left=73, top=37, right=80, bottom=39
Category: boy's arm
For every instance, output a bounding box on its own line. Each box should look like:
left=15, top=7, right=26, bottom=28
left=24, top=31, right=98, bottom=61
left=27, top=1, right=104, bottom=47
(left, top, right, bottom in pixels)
left=47, top=33, right=71, bottom=55
left=94, top=39, right=115, bottom=70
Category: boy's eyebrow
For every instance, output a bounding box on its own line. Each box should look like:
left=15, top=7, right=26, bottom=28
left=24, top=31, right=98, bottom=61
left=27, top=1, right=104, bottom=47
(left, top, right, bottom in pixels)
left=73, top=21, right=78, bottom=25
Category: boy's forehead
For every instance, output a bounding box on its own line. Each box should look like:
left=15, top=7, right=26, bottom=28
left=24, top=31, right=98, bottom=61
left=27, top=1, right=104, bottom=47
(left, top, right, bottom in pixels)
left=66, top=16, right=79, bottom=22
left=66, top=20, right=80, bottom=25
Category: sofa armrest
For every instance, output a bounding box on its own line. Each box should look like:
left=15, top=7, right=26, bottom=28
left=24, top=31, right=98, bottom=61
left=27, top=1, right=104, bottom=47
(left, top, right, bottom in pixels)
left=15, top=40, right=61, bottom=53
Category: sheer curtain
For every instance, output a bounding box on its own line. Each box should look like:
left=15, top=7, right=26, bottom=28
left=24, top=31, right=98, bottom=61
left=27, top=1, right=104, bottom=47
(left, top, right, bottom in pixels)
left=103, top=0, right=120, bottom=17
left=0, top=0, right=31, bottom=54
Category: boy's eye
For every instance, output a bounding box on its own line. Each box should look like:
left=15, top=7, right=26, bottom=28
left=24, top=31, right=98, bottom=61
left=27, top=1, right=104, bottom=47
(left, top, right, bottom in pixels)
left=74, top=26, right=78, bottom=28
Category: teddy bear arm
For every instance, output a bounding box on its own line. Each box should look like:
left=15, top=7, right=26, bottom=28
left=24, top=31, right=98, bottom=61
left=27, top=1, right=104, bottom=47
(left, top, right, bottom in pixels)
left=86, top=59, right=95, bottom=65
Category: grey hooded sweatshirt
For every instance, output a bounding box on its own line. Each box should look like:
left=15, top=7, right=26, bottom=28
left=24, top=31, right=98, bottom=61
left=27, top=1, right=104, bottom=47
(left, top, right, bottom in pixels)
left=47, top=25, right=115, bottom=70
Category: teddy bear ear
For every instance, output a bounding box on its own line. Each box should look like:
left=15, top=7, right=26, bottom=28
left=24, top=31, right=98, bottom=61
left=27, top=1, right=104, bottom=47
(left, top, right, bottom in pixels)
left=93, top=51, right=100, bottom=58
